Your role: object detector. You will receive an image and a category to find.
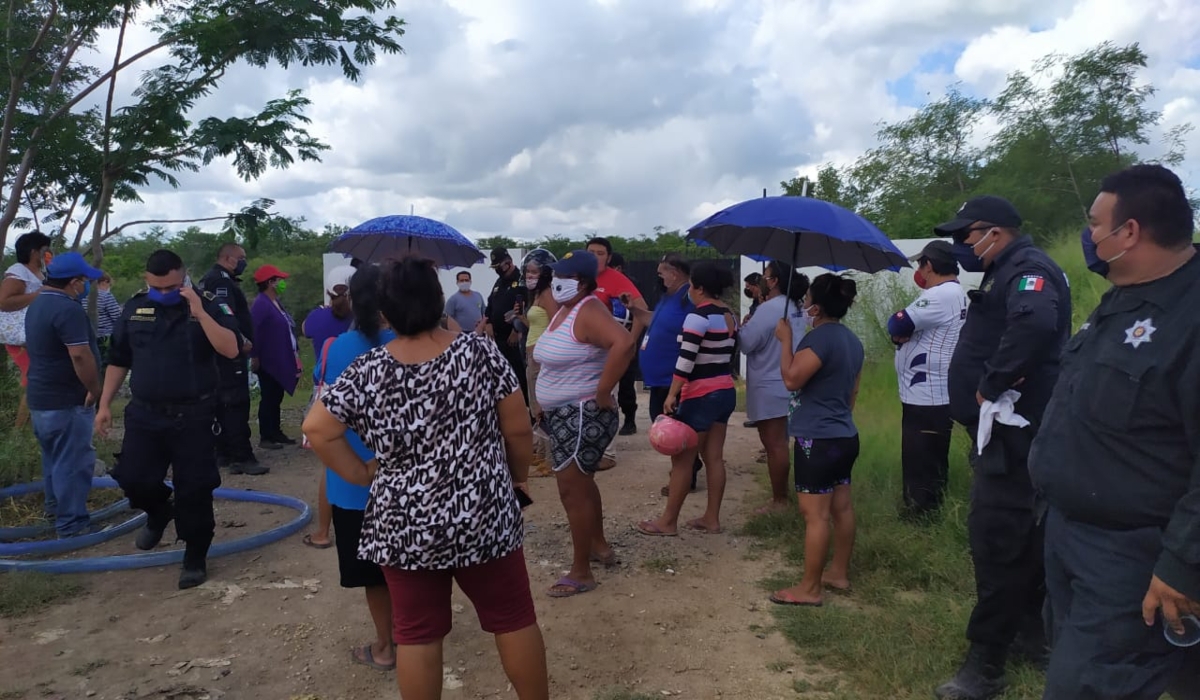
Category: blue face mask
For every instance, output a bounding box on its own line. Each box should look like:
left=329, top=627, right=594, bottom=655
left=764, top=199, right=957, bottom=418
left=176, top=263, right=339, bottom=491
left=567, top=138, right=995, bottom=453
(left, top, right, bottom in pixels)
left=233, top=259, right=247, bottom=276
left=148, top=288, right=183, bottom=306
left=81, top=281, right=91, bottom=299
left=1080, top=227, right=1109, bottom=278
left=952, top=242, right=986, bottom=273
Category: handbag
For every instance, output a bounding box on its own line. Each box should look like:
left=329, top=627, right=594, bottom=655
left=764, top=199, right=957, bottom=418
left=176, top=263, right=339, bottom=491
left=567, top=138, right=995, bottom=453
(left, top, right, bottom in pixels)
left=301, top=337, right=335, bottom=450
left=0, top=308, right=26, bottom=346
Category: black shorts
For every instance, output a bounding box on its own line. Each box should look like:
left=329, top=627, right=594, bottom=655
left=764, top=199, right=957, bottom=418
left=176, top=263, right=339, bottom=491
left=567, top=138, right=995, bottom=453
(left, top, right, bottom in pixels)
left=793, top=435, right=861, bottom=494
left=332, top=505, right=386, bottom=589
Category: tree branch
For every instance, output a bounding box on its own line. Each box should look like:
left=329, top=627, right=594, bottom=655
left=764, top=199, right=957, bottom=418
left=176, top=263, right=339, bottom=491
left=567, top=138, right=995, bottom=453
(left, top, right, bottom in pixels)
left=106, top=215, right=229, bottom=240
left=0, top=0, right=60, bottom=199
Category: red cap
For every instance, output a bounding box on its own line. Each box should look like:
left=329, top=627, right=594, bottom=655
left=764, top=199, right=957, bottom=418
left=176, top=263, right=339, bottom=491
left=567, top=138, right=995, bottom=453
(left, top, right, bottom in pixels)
left=253, top=264, right=290, bottom=284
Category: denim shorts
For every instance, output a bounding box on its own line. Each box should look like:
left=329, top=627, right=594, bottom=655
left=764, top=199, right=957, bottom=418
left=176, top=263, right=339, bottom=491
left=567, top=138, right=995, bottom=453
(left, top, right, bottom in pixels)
left=674, top=387, right=736, bottom=433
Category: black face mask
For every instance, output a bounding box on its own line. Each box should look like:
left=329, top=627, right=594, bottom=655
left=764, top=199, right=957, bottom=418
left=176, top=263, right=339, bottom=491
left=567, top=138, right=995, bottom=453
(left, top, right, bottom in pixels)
left=744, top=289, right=756, bottom=299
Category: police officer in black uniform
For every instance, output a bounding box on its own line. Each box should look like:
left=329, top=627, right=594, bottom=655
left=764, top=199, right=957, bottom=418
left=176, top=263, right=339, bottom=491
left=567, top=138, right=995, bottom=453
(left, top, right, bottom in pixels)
left=933, top=196, right=1071, bottom=700
left=94, top=250, right=243, bottom=590
left=198, top=242, right=267, bottom=476
left=1030, top=164, right=1200, bottom=700
left=481, top=247, right=529, bottom=401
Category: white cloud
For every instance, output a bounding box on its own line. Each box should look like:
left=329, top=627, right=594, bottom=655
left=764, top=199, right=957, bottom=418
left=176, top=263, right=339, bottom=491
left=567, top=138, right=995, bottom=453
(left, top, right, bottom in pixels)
left=60, top=0, right=1200, bottom=243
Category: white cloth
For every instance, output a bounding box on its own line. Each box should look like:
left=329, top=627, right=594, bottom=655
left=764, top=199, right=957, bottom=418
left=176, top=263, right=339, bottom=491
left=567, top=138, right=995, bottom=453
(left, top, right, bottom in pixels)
left=895, top=281, right=967, bottom=405
left=976, top=390, right=1030, bottom=455
left=324, top=265, right=355, bottom=296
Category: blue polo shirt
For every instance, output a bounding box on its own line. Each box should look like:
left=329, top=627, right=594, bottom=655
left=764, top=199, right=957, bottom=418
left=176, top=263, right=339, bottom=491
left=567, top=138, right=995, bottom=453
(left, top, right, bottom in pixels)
left=638, top=284, right=695, bottom=388
left=320, top=327, right=397, bottom=510
left=25, top=288, right=100, bottom=411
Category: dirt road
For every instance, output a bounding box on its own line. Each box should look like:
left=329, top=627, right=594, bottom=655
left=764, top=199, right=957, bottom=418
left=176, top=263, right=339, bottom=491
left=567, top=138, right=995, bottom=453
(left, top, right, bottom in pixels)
left=0, top=413, right=821, bottom=700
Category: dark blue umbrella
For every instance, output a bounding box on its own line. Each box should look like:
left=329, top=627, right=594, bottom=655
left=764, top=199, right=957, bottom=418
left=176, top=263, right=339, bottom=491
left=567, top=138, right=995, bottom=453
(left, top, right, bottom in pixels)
left=687, top=196, right=910, bottom=273
left=331, top=215, right=484, bottom=268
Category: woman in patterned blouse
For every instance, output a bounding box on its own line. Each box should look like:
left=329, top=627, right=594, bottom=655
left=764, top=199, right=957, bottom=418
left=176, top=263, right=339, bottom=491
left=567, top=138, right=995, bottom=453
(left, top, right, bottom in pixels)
left=303, top=256, right=549, bottom=699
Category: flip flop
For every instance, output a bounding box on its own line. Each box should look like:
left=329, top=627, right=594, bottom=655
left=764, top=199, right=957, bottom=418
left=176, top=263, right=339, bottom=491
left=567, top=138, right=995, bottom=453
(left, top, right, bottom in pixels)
left=351, top=644, right=396, bottom=671
left=769, top=592, right=823, bottom=607
left=547, top=577, right=597, bottom=598
left=634, top=520, right=678, bottom=537
left=684, top=520, right=722, bottom=535
left=302, top=534, right=333, bottom=550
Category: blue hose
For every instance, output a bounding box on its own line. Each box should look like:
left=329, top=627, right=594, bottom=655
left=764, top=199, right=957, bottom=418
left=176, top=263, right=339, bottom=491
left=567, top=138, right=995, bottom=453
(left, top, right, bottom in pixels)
left=0, top=477, right=312, bottom=574
left=0, top=478, right=133, bottom=542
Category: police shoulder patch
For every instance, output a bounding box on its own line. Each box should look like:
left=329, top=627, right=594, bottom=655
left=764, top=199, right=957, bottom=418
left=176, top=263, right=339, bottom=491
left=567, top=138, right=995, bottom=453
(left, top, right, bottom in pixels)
left=914, top=299, right=930, bottom=308
left=202, top=290, right=216, bottom=301
left=214, top=287, right=229, bottom=297
left=218, top=303, right=233, bottom=316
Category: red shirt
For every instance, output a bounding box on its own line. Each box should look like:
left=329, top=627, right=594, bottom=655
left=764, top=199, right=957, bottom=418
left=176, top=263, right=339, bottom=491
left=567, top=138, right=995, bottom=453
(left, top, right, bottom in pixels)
left=594, top=268, right=641, bottom=308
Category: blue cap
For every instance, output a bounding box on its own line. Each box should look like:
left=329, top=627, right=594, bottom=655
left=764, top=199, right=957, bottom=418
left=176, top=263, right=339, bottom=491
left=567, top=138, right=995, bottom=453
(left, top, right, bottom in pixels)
left=45, top=252, right=102, bottom=281
left=550, top=250, right=598, bottom=278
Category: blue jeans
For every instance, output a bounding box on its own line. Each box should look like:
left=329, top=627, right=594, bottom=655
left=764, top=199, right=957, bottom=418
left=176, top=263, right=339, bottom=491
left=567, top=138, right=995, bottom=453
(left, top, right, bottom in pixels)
left=30, top=406, right=96, bottom=537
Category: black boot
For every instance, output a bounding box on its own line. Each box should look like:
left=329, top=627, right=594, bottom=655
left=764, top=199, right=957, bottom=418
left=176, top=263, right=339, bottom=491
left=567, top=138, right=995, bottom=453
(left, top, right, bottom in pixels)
left=135, top=502, right=173, bottom=551
left=935, top=644, right=1008, bottom=700
left=618, top=416, right=637, bottom=436
left=178, top=541, right=209, bottom=590
left=1010, top=621, right=1050, bottom=671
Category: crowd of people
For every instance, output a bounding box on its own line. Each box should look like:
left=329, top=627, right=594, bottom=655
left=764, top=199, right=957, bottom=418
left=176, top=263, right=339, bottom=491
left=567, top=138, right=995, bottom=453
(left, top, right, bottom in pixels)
left=1, top=162, right=1197, bottom=700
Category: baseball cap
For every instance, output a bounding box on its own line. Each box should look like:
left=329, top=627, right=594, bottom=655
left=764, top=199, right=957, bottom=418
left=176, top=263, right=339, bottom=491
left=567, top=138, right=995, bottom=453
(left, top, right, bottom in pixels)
left=934, top=196, right=1023, bottom=237
left=253, top=264, right=290, bottom=284
left=325, top=265, right=355, bottom=295
left=45, top=252, right=102, bottom=281
left=550, top=250, right=598, bottom=279
left=489, top=247, right=512, bottom=268
left=908, top=240, right=958, bottom=267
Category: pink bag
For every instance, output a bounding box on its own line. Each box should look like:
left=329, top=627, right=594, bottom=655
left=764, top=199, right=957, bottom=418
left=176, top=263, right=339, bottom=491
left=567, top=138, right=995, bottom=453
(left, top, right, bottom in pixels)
left=648, top=415, right=698, bottom=456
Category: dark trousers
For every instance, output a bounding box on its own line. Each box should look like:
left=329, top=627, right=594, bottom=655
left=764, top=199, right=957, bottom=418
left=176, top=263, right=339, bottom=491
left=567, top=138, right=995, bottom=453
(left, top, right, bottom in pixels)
left=1043, top=508, right=1200, bottom=700
left=648, top=386, right=703, bottom=485
left=497, top=340, right=528, bottom=406
left=964, top=425, right=1046, bottom=651
left=112, top=401, right=221, bottom=547
left=215, top=361, right=255, bottom=463
left=258, top=371, right=286, bottom=440
left=900, top=403, right=953, bottom=514
left=618, top=354, right=638, bottom=422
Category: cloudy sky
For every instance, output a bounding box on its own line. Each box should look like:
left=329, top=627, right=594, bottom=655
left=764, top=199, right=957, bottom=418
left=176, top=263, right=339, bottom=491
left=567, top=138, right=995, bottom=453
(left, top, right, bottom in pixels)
left=88, top=0, right=1200, bottom=243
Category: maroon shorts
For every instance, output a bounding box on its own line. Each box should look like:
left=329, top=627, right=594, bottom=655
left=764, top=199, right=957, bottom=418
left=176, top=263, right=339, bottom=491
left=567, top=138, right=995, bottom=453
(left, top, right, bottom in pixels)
left=382, top=547, right=537, bottom=645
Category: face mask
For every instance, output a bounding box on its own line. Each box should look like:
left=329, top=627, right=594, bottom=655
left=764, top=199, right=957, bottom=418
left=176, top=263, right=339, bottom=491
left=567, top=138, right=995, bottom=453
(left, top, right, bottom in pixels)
left=42, top=251, right=53, bottom=268
left=458, top=282, right=472, bottom=293
left=801, top=303, right=816, bottom=329
left=233, top=259, right=247, bottom=276
left=81, top=281, right=91, bottom=299
left=551, top=278, right=580, bottom=304
left=524, top=276, right=539, bottom=290
left=148, top=288, right=182, bottom=306
left=274, top=279, right=287, bottom=294
left=744, top=288, right=756, bottom=299
left=1081, top=223, right=1129, bottom=278
left=952, top=232, right=996, bottom=274
left=913, top=270, right=928, bottom=289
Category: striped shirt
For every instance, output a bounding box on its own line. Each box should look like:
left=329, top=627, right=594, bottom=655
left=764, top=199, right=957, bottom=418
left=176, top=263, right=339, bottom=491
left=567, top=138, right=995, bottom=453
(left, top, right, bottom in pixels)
left=894, top=281, right=967, bottom=406
left=95, top=290, right=123, bottom=338
left=675, top=303, right=736, bottom=399
left=532, top=296, right=608, bottom=409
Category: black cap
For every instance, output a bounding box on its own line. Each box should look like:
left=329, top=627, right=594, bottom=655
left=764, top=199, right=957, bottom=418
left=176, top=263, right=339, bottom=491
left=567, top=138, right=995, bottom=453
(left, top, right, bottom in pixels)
left=934, top=196, right=1022, bottom=237
left=908, top=240, right=957, bottom=267
left=489, top=247, right=512, bottom=268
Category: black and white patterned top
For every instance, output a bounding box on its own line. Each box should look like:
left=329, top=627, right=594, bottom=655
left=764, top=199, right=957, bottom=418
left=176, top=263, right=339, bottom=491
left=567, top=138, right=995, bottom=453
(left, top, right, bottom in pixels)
left=321, top=333, right=524, bottom=570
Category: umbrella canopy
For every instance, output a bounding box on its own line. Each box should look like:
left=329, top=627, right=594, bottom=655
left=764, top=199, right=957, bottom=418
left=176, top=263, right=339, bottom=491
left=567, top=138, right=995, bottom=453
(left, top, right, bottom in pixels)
left=687, top=196, right=910, bottom=273
left=331, top=215, right=485, bottom=268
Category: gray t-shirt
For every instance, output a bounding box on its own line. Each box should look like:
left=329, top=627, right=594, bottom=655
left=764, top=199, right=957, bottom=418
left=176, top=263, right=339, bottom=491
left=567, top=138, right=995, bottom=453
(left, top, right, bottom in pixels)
left=787, top=322, right=864, bottom=440
left=444, top=290, right=485, bottom=332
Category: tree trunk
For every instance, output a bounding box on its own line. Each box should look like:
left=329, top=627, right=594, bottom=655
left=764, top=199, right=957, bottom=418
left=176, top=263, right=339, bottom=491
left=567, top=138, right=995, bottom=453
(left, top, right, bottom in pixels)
left=86, top=176, right=114, bottom=328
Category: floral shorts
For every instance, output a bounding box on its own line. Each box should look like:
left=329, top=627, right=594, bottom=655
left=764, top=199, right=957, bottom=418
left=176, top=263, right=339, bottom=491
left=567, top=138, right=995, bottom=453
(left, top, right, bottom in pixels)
left=545, top=399, right=619, bottom=475
left=793, top=435, right=861, bottom=494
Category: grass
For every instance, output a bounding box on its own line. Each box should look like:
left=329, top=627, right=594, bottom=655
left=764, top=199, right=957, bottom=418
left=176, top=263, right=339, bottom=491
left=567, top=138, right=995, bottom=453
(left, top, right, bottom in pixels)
left=741, top=233, right=1109, bottom=699
left=0, top=572, right=84, bottom=618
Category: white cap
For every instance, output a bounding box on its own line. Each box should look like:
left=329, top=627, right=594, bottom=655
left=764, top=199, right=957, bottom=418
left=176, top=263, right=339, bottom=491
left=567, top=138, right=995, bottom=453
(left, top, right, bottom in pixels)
left=325, top=265, right=356, bottom=295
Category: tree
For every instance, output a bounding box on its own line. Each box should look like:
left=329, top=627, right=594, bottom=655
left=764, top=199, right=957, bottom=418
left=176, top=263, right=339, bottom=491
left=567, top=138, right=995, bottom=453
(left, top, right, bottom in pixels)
left=476, top=235, right=520, bottom=251
left=0, top=0, right=407, bottom=254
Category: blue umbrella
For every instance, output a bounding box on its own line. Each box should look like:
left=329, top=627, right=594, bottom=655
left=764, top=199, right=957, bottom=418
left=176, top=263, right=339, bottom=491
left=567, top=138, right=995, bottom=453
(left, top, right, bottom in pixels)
left=331, top=215, right=484, bottom=268
left=687, top=196, right=910, bottom=273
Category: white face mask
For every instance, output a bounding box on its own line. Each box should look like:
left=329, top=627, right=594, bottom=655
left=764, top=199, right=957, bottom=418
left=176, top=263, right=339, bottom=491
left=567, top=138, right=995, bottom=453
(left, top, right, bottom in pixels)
left=801, top=303, right=816, bottom=329
left=551, top=278, right=580, bottom=304
left=457, top=282, right=471, bottom=293
left=525, top=276, right=539, bottom=290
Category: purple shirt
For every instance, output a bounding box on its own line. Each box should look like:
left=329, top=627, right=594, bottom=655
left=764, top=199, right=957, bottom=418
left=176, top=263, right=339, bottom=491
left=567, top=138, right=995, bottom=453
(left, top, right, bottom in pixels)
left=303, top=306, right=353, bottom=358
left=250, top=294, right=301, bottom=395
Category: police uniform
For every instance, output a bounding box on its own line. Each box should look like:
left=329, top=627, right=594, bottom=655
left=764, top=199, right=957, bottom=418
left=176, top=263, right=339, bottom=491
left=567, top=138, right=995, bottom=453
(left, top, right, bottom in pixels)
left=936, top=197, right=1072, bottom=699
left=108, top=288, right=241, bottom=588
left=1029, top=252, right=1200, bottom=699
left=198, top=264, right=256, bottom=468
left=484, top=250, right=529, bottom=402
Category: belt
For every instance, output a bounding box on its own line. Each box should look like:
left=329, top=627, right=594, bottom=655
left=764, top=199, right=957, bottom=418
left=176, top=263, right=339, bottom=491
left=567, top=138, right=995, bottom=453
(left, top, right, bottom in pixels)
left=131, top=394, right=216, bottom=416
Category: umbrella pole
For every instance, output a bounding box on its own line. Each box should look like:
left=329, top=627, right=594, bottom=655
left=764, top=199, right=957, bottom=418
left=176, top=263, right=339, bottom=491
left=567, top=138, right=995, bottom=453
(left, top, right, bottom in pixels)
left=784, top=233, right=800, bottom=320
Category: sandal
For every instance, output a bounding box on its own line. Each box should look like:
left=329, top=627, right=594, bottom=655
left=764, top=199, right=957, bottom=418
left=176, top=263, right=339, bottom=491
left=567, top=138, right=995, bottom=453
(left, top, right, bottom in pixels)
left=547, top=576, right=597, bottom=598
left=302, top=533, right=333, bottom=549
left=351, top=644, right=396, bottom=671
left=633, top=520, right=678, bottom=537
left=769, top=591, right=823, bottom=607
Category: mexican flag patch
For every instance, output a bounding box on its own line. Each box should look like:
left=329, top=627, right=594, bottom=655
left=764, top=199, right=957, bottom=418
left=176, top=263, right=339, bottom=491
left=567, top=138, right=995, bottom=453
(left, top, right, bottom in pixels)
left=1018, top=275, right=1044, bottom=292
